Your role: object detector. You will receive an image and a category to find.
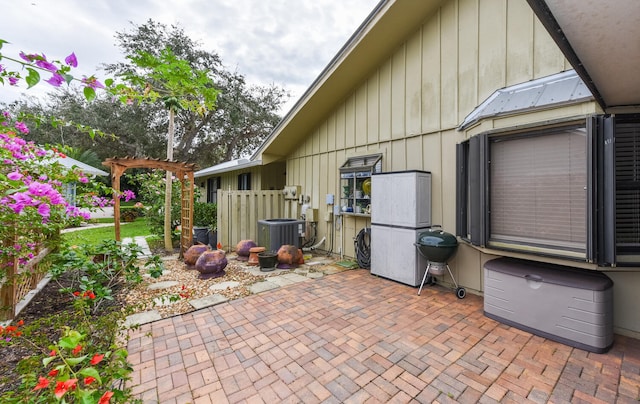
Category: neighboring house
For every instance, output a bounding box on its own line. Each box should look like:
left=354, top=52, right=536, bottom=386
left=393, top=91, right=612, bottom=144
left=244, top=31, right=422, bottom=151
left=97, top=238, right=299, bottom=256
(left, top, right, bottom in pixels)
left=200, top=0, right=640, bottom=337
left=194, top=158, right=286, bottom=202
left=55, top=155, right=109, bottom=206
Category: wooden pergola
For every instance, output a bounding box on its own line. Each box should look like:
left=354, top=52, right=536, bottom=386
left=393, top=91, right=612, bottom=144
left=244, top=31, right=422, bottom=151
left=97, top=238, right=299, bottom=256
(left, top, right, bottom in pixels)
left=102, top=157, right=198, bottom=257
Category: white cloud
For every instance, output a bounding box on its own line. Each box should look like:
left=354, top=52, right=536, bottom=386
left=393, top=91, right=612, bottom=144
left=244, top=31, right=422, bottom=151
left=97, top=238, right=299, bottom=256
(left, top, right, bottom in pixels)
left=0, top=0, right=378, bottom=113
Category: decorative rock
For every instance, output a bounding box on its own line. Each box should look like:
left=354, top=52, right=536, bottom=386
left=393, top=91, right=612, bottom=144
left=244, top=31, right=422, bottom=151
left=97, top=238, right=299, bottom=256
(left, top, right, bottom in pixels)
left=235, top=240, right=257, bottom=261
left=184, top=244, right=210, bottom=267
left=195, top=249, right=228, bottom=279
left=277, top=245, right=300, bottom=268
left=189, top=294, right=229, bottom=310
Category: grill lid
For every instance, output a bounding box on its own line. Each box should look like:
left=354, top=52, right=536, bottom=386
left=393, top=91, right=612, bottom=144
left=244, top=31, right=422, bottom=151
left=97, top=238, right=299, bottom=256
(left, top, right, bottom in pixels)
left=417, top=227, right=458, bottom=248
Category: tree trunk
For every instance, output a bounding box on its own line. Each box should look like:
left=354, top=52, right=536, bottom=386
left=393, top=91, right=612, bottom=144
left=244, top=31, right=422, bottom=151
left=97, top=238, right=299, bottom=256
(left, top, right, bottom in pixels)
left=164, top=107, right=175, bottom=252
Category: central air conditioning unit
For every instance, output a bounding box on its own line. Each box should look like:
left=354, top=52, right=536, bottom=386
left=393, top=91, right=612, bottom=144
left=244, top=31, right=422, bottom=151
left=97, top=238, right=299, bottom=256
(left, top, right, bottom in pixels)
left=257, top=219, right=305, bottom=252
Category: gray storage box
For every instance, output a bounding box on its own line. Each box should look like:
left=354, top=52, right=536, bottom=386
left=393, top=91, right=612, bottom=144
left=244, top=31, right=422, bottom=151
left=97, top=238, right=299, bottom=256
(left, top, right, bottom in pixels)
left=484, top=257, right=613, bottom=353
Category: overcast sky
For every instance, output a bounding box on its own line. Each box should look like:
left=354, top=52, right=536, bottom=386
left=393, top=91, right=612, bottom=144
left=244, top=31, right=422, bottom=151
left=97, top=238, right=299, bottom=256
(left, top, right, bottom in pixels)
left=1, top=0, right=379, bottom=113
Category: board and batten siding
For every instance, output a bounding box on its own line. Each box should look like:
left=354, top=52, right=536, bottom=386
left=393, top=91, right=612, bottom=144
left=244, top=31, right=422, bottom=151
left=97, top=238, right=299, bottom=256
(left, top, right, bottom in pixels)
left=285, top=0, right=569, bottom=261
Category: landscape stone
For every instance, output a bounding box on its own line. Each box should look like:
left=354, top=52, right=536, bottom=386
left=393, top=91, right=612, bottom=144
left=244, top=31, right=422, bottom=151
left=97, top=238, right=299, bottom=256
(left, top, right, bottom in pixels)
left=189, top=294, right=229, bottom=309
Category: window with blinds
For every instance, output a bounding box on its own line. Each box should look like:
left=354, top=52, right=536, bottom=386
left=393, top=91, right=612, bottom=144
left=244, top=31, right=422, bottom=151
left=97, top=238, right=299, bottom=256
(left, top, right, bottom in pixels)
left=206, top=176, right=220, bottom=204
left=615, top=121, right=640, bottom=260
left=456, top=115, right=640, bottom=265
left=489, top=128, right=588, bottom=256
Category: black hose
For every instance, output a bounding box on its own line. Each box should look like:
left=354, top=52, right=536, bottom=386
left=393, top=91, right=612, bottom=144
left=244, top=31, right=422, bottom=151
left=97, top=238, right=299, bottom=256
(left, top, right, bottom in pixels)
left=354, top=227, right=371, bottom=269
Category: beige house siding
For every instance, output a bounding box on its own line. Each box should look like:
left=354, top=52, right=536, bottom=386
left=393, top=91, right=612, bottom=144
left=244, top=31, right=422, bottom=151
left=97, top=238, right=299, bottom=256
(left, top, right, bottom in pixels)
left=284, top=0, right=569, bottom=259
left=198, top=161, right=285, bottom=199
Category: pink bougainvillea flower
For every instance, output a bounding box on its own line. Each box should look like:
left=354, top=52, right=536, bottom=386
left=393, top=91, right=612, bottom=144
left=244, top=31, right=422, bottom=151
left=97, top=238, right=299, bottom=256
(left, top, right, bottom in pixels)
left=8, top=76, right=18, bottom=86
left=98, top=390, right=114, bottom=404
left=81, top=76, right=105, bottom=89
left=45, top=73, right=65, bottom=87
left=90, top=353, right=104, bottom=365
left=33, top=376, right=50, bottom=391
left=35, top=57, right=58, bottom=72
left=7, top=170, right=22, bottom=181
left=72, top=344, right=82, bottom=355
left=120, top=189, right=136, bottom=202
left=14, top=121, right=29, bottom=134
left=65, top=52, right=78, bottom=67
left=37, top=202, right=51, bottom=218
left=19, top=51, right=34, bottom=62
left=79, top=176, right=89, bottom=183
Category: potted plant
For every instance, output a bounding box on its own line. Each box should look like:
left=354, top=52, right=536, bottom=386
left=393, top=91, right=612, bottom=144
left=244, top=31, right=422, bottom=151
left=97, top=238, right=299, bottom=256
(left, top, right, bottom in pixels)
left=193, top=202, right=217, bottom=247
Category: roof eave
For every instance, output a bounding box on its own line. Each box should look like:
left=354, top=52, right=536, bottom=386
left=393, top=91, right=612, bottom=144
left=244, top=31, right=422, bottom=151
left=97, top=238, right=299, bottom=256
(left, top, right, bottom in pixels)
left=252, top=0, right=444, bottom=162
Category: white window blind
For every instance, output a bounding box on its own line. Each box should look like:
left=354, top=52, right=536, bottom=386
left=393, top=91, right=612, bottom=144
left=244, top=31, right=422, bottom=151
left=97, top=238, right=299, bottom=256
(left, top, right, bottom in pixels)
left=490, top=128, right=587, bottom=252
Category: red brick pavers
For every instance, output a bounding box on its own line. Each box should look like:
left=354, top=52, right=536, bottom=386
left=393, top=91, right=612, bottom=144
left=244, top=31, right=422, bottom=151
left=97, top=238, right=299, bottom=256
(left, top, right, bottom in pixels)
left=127, top=269, right=640, bottom=403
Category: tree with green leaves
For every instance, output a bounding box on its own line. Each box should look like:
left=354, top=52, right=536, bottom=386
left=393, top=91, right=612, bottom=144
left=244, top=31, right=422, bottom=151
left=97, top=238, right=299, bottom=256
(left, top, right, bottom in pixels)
left=105, top=20, right=288, bottom=165
left=110, top=46, right=220, bottom=251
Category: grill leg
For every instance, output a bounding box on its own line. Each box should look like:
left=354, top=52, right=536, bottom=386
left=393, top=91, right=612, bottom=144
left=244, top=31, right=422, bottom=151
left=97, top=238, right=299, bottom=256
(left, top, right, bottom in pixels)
left=445, top=264, right=459, bottom=289
left=418, top=263, right=431, bottom=296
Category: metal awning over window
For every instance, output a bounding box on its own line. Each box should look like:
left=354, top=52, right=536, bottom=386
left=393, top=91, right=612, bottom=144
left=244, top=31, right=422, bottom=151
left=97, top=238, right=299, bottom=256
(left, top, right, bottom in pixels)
left=458, top=70, right=593, bottom=130
left=340, top=154, right=382, bottom=174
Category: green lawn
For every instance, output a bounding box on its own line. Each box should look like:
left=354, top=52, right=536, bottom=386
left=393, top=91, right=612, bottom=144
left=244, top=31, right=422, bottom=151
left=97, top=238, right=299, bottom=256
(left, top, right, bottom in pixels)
left=62, top=218, right=153, bottom=246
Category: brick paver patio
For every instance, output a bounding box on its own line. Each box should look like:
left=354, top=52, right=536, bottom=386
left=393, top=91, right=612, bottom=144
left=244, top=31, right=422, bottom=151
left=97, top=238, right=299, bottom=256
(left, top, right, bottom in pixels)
left=127, top=268, right=640, bottom=403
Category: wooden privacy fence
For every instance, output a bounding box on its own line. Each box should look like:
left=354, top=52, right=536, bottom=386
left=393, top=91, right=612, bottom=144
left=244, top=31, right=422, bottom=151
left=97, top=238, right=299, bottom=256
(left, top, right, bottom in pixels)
left=217, top=190, right=286, bottom=250
left=1, top=229, right=54, bottom=321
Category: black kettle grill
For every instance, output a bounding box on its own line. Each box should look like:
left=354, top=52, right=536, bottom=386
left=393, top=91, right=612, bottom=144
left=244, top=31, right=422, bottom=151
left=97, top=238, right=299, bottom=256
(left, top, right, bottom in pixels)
left=414, top=226, right=466, bottom=299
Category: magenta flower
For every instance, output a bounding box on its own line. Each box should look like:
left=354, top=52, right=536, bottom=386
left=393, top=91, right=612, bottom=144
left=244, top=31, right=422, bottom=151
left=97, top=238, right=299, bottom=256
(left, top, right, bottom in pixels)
left=19, top=51, right=34, bottom=62
left=121, top=190, right=136, bottom=202
left=65, top=52, right=78, bottom=67
left=14, top=121, right=29, bottom=134
left=27, top=182, right=53, bottom=197
left=7, top=170, right=23, bottom=181
left=8, top=76, right=18, bottom=86
left=9, top=193, right=32, bottom=214
left=79, top=176, right=89, bottom=183
left=35, top=58, right=58, bottom=73
left=37, top=203, right=51, bottom=218
left=45, top=73, right=65, bottom=87
left=81, top=76, right=104, bottom=89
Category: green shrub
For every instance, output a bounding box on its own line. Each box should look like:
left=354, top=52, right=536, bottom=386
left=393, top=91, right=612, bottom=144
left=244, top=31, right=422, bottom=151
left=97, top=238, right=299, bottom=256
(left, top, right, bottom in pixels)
left=194, top=202, right=217, bottom=230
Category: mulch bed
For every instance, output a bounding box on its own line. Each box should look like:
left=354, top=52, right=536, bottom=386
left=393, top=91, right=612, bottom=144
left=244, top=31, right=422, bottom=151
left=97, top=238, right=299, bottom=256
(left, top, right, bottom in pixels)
left=0, top=270, right=127, bottom=396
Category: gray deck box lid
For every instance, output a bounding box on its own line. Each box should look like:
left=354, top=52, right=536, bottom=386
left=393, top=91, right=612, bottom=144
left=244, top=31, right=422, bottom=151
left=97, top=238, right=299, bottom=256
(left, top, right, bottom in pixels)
left=484, top=257, right=612, bottom=291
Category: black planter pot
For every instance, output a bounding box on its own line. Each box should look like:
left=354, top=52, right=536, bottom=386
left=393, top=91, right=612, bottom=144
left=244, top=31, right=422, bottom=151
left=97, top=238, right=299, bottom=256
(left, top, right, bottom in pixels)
left=258, top=252, right=278, bottom=272
left=193, top=227, right=209, bottom=245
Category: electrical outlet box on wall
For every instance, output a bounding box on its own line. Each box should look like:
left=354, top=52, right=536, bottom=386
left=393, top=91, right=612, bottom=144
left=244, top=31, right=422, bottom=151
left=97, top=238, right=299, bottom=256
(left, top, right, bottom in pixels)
left=305, top=208, right=318, bottom=222
left=283, top=185, right=301, bottom=200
